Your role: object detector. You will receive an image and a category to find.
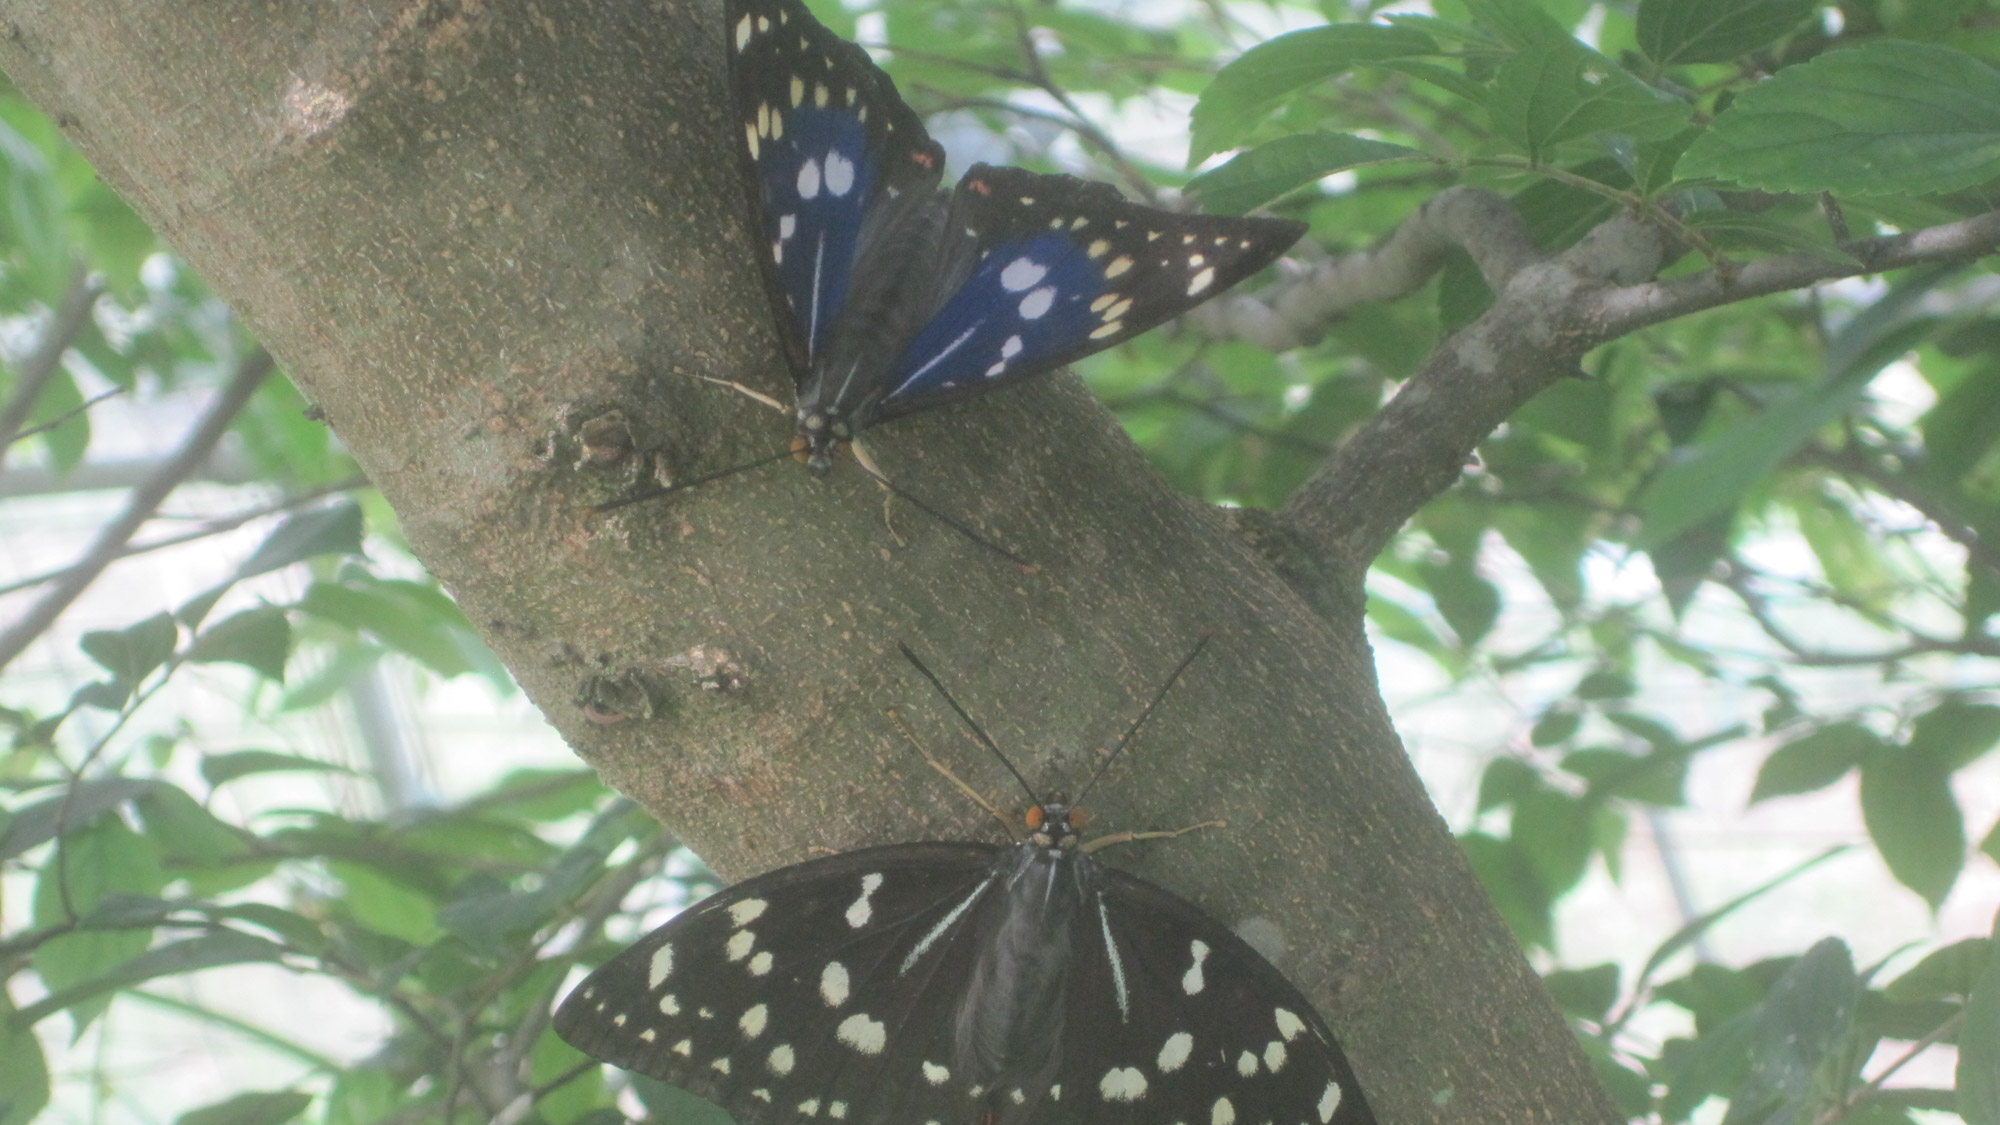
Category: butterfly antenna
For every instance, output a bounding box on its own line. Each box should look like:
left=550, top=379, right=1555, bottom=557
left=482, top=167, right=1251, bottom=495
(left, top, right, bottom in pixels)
left=1073, top=635, right=1211, bottom=807
left=898, top=642, right=1041, bottom=806
left=586, top=448, right=796, bottom=514
left=852, top=461, right=1037, bottom=572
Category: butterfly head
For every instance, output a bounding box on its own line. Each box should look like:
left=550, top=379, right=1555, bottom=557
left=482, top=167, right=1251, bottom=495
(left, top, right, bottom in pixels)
left=790, top=410, right=852, bottom=476
left=1023, top=800, right=1090, bottom=850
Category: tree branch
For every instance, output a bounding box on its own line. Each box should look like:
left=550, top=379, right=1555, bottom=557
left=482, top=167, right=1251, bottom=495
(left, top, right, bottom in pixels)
left=0, top=261, right=103, bottom=458
left=0, top=348, right=273, bottom=673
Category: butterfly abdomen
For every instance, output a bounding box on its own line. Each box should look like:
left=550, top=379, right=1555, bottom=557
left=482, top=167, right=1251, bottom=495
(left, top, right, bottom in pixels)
left=953, top=843, right=1086, bottom=1116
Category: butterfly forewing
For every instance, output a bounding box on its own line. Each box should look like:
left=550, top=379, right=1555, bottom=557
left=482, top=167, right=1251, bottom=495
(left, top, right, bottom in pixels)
left=555, top=842, right=1011, bottom=1124
left=1045, top=866, right=1371, bottom=1125
left=872, top=164, right=1308, bottom=420
left=726, top=0, right=946, bottom=371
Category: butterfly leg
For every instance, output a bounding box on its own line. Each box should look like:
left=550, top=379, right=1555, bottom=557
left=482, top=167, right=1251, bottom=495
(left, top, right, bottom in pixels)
left=1081, top=819, right=1227, bottom=854
left=696, top=374, right=790, bottom=414
left=888, top=707, right=1020, bottom=837
left=850, top=438, right=911, bottom=547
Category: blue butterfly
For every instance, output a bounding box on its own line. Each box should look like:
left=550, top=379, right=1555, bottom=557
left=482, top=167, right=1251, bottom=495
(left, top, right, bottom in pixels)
left=725, top=0, right=1307, bottom=476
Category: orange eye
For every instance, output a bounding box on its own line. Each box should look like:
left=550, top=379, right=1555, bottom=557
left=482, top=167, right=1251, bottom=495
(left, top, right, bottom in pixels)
left=789, top=435, right=811, bottom=461
left=1070, top=807, right=1091, bottom=829
left=1024, top=805, right=1045, bottom=830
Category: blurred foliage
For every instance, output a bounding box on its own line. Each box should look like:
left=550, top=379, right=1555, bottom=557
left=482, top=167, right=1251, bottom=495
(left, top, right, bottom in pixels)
left=3, top=0, right=2000, bottom=1122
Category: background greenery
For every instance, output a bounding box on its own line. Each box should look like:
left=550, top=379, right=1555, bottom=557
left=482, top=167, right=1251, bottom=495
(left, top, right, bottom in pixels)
left=2, top=0, right=1999, bottom=1122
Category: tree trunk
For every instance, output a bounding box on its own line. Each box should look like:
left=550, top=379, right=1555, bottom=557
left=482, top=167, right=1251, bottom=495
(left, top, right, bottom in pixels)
left=0, top=2, right=1616, bottom=1121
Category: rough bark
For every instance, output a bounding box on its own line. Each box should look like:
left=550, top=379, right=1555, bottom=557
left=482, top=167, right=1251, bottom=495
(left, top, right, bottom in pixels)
left=0, top=2, right=1618, bottom=1122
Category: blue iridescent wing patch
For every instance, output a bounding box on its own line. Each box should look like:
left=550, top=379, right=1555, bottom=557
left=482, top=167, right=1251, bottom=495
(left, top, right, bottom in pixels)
left=874, top=164, right=1307, bottom=421
left=724, top=0, right=1305, bottom=473
left=727, top=0, right=945, bottom=375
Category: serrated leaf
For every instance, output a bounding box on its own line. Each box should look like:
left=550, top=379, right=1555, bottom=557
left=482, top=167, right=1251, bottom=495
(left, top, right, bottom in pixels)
left=200, top=750, right=356, bottom=787
left=1188, top=24, right=1438, bottom=163
left=1751, top=722, right=1880, bottom=803
left=1678, top=42, right=2000, bottom=195
left=78, top=612, right=177, bottom=689
left=1860, top=747, right=1965, bottom=908
left=175, top=1091, right=313, bottom=1125
left=1636, top=0, right=1814, bottom=66
left=1185, top=133, right=1430, bottom=213
left=185, top=606, right=291, bottom=683
left=1490, top=38, right=1691, bottom=162
left=1962, top=916, right=2000, bottom=1125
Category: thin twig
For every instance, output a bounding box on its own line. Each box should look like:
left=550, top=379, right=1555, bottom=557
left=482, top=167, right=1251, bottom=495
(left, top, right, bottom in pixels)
left=0, top=261, right=104, bottom=458
left=0, top=475, right=367, bottom=598
left=0, top=347, right=275, bottom=673
left=6, top=387, right=126, bottom=445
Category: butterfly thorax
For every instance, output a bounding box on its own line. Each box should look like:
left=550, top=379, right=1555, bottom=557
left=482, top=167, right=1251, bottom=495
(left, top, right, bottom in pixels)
left=950, top=802, right=1095, bottom=1120
left=792, top=184, right=957, bottom=475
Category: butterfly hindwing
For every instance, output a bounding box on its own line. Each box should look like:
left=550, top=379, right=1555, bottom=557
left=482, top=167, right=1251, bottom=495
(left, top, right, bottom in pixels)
left=1045, top=866, right=1370, bottom=1125
left=555, top=842, right=1007, bottom=1124
left=871, top=164, right=1309, bottom=420
left=726, top=0, right=946, bottom=374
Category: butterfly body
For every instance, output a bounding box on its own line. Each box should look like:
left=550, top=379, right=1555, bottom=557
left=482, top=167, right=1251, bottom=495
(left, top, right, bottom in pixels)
left=726, top=0, right=1308, bottom=476
left=555, top=799, right=1373, bottom=1125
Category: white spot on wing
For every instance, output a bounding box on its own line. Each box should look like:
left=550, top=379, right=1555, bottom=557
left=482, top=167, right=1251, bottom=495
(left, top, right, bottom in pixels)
left=836, top=1012, right=887, bottom=1055
left=729, top=899, right=768, bottom=926
left=1019, top=286, right=1056, bottom=320
left=1098, top=900, right=1131, bottom=1020
left=846, top=873, right=884, bottom=928
left=1211, top=1095, right=1236, bottom=1125
left=740, top=1003, right=768, bottom=1039
left=797, top=158, right=822, bottom=200
left=923, top=1060, right=951, bottom=1084
left=726, top=930, right=755, bottom=962
left=648, top=943, right=674, bottom=988
left=1106, top=256, right=1134, bottom=279
left=779, top=214, right=797, bottom=240
left=1236, top=1049, right=1257, bottom=1076
left=1000, top=257, right=1049, bottom=291
left=769, top=1043, right=796, bottom=1075
left=1100, top=1067, right=1147, bottom=1102
left=658, top=993, right=680, bottom=1016
left=900, top=879, right=993, bottom=971
left=711, top=1057, right=731, bottom=1074
left=733, top=14, right=752, bottom=50
left=1275, top=1007, right=1308, bottom=1040
left=672, top=1038, right=693, bottom=1056
left=1157, top=1031, right=1194, bottom=1072
left=1001, top=335, right=1023, bottom=359
left=821, top=961, right=851, bottom=1006
left=749, top=951, right=774, bottom=976
left=824, top=149, right=856, bottom=197
left=830, top=1103, right=848, bottom=1119
left=1183, top=940, right=1211, bottom=995
left=1188, top=266, right=1216, bottom=296
left=798, top=1098, right=820, bottom=1116
left=1319, top=1080, right=1343, bottom=1123
left=1263, top=1039, right=1287, bottom=1072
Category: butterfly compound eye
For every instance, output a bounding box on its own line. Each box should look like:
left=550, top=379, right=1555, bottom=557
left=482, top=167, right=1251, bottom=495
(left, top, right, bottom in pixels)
left=1024, top=805, right=1045, bottom=830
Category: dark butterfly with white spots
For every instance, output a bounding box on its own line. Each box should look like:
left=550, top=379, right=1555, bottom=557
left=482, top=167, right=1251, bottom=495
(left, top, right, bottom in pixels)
left=555, top=639, right=1376, bottom=1125
left=613, top=0, right=1304, bottom=513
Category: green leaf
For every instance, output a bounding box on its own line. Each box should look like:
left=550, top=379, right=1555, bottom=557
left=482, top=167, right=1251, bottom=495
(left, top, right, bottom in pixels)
left=1636, top=0, right=1814, bottom=66
left=0, top=1003, right=50, bottom=1125
left=78, top=612, right=178, bottom=690
left=236, top=501, right=365, bottom=581
left=186, top=606, right=291, bottom=683
left=328, top=861, right=443, bottom=946
left=1530, top=705, right=1581, bottom=747
left=1721, top=938, right=1862, bottom=1125
left=1513, top=787, right=1592, bottom=896
left=200, top=749, right=356, bottom=787
left=1545, top=962, right=1620, bottom=1021
left=134, top=786, right=251, bottom=871
left=1678, top=42, right=2000, bottom=195
left=298, top=577, right=475, bottom=677
left=1459, top=831, right=1554, bottom=949
left=1635, top=848, right=1847, bottom=996
left=1885, top=937, right=1992, bottom=1002
left=12, top=930, right=289, bottom=1029
left=1185, top=133, right=1430, bottom=214
left=0, top=778, right=158, bottom=862
left=175, top=1091, right=313, bottom=1125
left=1962, top=915, right=2000, bottom=1125
left=1661, top=1007, right=1759, bottom=1121
left=1907, top=700, right=2000, bottom=772
left=1188, top=24, right=1438, bottom=163
left=1859, top=746, right=1965, bottom=909
left=1490, top=38, right=1691, bottom=162
left=1476, top=757, right=1539, bottom=812
left=1751, top=722, right=1881, bottom=803
left=29, top=814, right=168, bottom=1032
left=1634, top=264, right=1957, bottom=549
